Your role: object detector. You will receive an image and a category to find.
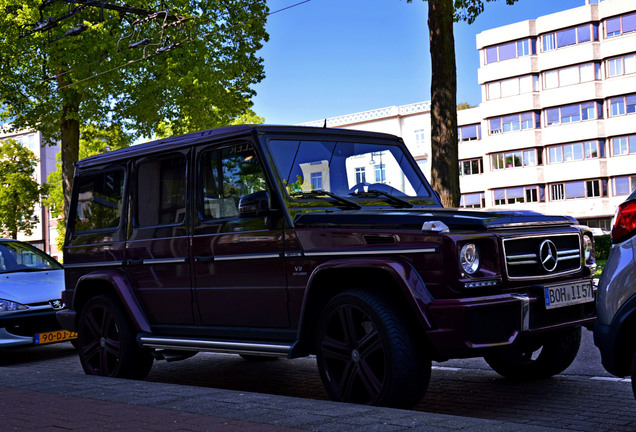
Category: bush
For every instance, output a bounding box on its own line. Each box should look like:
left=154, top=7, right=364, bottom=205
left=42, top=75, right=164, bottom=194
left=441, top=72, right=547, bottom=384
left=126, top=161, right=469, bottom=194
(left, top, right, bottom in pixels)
left=595, top=234, right=611, bottom=261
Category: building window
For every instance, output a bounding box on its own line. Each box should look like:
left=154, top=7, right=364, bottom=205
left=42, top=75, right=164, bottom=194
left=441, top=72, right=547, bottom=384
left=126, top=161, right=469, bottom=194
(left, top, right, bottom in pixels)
left=459, top=158, right=483, bottom=176
left=355, top=167, right=366, bottom=184
left=612, top=135, right=636, bottom=156
left=374, top=164, right=386, bottom=183
left=543, top=63, right=599, bottom=89
left=492, top=149, right=540, bottom=170
left=542, top=24, right=598, bottom=51
left=487, top=75, right=537, bottom=100
left=545, top=102, right=600, bottom=126
left=489, top=112, right=539, bottom=135
left=614, top=176, right=636, bottom=196
left=607, top=54, right=636, bottom=78
left=549, top=141, right=603, bottom=164
left=484, top=38, right=535, bottom=64
left=414, top=129, right=426, bottom=153
left=609, top=94, right=636, bottom=117
left=550, top=179, right=607, bottom=201
left=493, top=186, right=543, bottom=205
left=460, top=192, right=485, bottom=208
left=606, top=13, right=636, bottom=38
left=458, top=124, right=481, bottom=141
left=311, top=172, right=323, bottom=190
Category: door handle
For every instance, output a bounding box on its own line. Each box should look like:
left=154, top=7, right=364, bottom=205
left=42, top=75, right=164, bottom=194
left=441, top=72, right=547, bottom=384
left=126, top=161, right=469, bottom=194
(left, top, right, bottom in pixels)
left=125, top=258, right=143, bottom=266
left=194, top=255, right=214, bottom=263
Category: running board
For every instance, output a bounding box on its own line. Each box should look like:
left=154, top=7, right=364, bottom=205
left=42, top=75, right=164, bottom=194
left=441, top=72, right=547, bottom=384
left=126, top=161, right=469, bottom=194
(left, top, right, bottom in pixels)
left=138, top=335, right=294, bottom=358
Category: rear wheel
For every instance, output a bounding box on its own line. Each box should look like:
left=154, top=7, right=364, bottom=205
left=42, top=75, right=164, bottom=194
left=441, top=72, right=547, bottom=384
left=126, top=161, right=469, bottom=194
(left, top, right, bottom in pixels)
left=77, top=294, right=153, bottom=379
left=315, top=289, right=430, bottom=408
left=484, top=327, right=581, bottom=380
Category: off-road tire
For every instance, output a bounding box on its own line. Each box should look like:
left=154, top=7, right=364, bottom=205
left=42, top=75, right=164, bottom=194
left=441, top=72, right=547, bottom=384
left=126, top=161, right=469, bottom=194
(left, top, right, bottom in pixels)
left=315, top=289, right=430, bottom=408
left=77, top=294, right=153, bottom=379
left=484, top=327, right=581, bottom=380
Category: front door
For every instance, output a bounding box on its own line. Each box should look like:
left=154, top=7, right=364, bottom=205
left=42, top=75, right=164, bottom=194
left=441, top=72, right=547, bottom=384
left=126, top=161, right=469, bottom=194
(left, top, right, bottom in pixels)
left=192, top=142, right=288, bottom=329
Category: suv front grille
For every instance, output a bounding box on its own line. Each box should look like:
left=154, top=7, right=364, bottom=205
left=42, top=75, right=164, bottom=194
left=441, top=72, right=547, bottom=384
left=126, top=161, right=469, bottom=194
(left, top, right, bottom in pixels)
left=503, top=233, right=581, bottom=280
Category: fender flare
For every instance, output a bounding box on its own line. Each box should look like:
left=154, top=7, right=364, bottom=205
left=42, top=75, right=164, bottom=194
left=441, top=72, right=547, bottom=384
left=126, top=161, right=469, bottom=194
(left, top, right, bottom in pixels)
left=72, top=270, right=152, bottom=334
left=296, top=257, right=434, bottom=346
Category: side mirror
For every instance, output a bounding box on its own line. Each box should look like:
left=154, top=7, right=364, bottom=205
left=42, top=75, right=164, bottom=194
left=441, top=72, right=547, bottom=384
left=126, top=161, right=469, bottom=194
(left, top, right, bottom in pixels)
left=238, top=190, right=272, bottom=218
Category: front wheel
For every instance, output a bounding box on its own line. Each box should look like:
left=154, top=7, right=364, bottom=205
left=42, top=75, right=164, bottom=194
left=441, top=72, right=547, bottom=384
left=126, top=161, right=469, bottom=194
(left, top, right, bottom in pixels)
left=484, top=327, right=581, bottom=380
left=77, top=294, right=153, bottom=379
left=315, top=289, right=430, bottom=408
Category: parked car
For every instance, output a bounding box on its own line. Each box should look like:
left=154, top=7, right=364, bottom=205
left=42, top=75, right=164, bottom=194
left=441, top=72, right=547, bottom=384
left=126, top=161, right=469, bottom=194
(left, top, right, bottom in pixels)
left=58, top=125, right=596, bottom=408
left=0, top=239, right=76, bottom=347
left=594, top=188, right=636, bottom=396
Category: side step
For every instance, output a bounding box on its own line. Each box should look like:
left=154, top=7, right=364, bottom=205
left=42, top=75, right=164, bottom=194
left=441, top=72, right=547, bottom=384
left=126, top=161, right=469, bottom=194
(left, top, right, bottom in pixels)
left=139, top=335, right=295, bottom=358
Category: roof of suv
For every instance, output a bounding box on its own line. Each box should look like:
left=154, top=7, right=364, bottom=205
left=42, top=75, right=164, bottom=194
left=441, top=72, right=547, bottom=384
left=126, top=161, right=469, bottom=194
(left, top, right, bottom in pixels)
left=74, top=125, right=402, bottom=169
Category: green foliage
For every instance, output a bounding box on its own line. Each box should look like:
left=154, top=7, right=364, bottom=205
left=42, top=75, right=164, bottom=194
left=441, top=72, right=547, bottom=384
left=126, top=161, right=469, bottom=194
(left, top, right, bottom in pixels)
left=452, top=0, right=519, bottom=23
left=457, top=102, right=475, bottom=110
left=0, top=139, right=46, bottom=238
left=0, top=0, right=269, bottom=208
left=594, top=234, right=611, bottom=261
left=406, top=0, right=518, bottom=23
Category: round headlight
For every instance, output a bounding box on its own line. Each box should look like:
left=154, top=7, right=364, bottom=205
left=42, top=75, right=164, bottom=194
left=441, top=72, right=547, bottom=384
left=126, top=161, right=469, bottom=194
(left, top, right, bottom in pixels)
left=583, top=234, right=593, bottom=262
left=460, top=243, right=480, bottom=275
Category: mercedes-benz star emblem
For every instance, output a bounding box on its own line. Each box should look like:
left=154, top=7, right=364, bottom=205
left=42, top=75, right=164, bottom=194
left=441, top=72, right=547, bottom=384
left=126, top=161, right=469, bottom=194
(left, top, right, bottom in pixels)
left=539, top=239, right=558, bottom=272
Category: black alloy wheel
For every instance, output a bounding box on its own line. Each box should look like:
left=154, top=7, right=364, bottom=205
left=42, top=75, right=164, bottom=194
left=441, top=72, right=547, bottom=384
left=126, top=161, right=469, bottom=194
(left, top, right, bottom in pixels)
left=77, top=294, right=153, bottom=379
left=315, top=289, right=430, bottom=408
left=484, top=327, right=581, bottom=380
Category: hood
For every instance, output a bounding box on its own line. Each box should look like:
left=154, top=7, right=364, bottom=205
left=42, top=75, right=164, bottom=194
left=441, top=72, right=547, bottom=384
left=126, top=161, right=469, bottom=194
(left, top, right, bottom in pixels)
left=0, top=269, right=65, bottom=305
left=293, top=207, right=576, bottom=231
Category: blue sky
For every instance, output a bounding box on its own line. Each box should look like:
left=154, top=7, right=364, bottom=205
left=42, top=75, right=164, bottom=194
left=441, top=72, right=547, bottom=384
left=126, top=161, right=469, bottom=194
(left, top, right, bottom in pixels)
left=252, top=0, right=589, bottom=124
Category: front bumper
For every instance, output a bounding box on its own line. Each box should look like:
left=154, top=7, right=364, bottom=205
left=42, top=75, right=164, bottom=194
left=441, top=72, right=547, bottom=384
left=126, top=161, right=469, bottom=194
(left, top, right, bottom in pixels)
left=426, top=280, right=596, bottom=359
left=0, top=309, right=62, bottom=348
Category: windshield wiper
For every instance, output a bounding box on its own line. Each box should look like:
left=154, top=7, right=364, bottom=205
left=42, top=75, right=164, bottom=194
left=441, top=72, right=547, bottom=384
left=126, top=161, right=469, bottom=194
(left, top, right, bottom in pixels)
left=290, top=190, right=362, bottom=210
left=349, top=190, right=413, bottom=208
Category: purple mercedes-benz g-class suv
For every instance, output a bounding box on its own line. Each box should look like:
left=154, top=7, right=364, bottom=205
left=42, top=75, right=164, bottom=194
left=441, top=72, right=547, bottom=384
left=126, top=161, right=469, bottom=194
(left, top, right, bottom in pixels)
left=58, top=125, right=596, bottom=408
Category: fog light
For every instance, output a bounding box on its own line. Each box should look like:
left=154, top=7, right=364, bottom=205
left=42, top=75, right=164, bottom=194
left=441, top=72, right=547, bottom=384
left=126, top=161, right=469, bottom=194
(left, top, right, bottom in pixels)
left=460, top=243, right=480, bottom=275
left=465, top=280, right=498, bottom=288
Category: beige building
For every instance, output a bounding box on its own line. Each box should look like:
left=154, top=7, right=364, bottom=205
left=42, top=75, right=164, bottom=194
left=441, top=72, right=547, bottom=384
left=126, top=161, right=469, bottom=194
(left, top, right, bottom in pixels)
left=305, top=0, right=636, bottom=231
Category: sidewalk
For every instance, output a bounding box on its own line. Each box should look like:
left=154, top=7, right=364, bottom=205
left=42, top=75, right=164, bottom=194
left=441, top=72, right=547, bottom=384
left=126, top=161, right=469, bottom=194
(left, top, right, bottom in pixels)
left=0, top=360, right=563, bottom=432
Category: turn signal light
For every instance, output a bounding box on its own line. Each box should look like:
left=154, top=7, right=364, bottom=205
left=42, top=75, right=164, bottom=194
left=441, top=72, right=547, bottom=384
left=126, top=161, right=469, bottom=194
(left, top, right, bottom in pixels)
left=611, top=200, right=636, bottom=244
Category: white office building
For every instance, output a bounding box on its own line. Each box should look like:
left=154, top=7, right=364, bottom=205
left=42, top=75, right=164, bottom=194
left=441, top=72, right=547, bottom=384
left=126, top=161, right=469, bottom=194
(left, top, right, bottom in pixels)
left=305, top=0, right=636, bottom=230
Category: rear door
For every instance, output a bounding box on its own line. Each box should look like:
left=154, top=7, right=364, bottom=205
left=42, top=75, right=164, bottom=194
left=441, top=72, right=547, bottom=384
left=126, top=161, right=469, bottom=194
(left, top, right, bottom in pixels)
left=124, top=150, right=194, bottom=326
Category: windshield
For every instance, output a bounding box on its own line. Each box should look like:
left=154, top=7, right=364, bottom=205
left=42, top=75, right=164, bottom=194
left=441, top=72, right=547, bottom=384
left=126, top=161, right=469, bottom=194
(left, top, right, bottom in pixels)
left=266, top=139, right=434, bottom=205
left=0, top=241, right=62, bottom=274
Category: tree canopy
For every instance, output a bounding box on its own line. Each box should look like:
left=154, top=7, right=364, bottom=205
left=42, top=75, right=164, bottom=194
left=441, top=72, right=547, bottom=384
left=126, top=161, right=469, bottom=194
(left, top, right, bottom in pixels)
left=0, top=139, right=46, bottom=239
left=0, top=0, right=269, bottom=214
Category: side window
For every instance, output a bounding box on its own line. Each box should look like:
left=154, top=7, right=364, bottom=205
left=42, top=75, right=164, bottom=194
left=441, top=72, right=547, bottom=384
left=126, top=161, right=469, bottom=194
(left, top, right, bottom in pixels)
left=135, top=154, right=187, bottom=227
left=73, top=170, right=125, bottom=232
left=200, top=144, right=268, bottom=220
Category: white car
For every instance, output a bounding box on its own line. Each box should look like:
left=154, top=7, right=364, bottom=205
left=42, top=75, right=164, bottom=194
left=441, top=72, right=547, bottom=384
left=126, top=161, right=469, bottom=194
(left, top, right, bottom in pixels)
left=0, top=239, right=76, bottom=347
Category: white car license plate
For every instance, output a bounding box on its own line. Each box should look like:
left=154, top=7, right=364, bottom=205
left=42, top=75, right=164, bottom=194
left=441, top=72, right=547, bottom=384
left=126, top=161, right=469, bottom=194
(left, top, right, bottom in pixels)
left=544, top=281, right=594, bottom=310
left=34, top=330, right=77, bottom=345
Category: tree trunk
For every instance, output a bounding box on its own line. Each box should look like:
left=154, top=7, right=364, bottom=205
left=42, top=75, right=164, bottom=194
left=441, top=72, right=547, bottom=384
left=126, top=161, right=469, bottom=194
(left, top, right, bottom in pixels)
left=61, top=101, right=80, bottom=220
left=428, top=0, right=459, bottom=208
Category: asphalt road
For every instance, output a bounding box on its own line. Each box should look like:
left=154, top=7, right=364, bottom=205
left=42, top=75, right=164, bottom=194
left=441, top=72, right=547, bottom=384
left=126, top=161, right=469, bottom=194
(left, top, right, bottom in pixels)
left=1, top=329, right=634, bottom=431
